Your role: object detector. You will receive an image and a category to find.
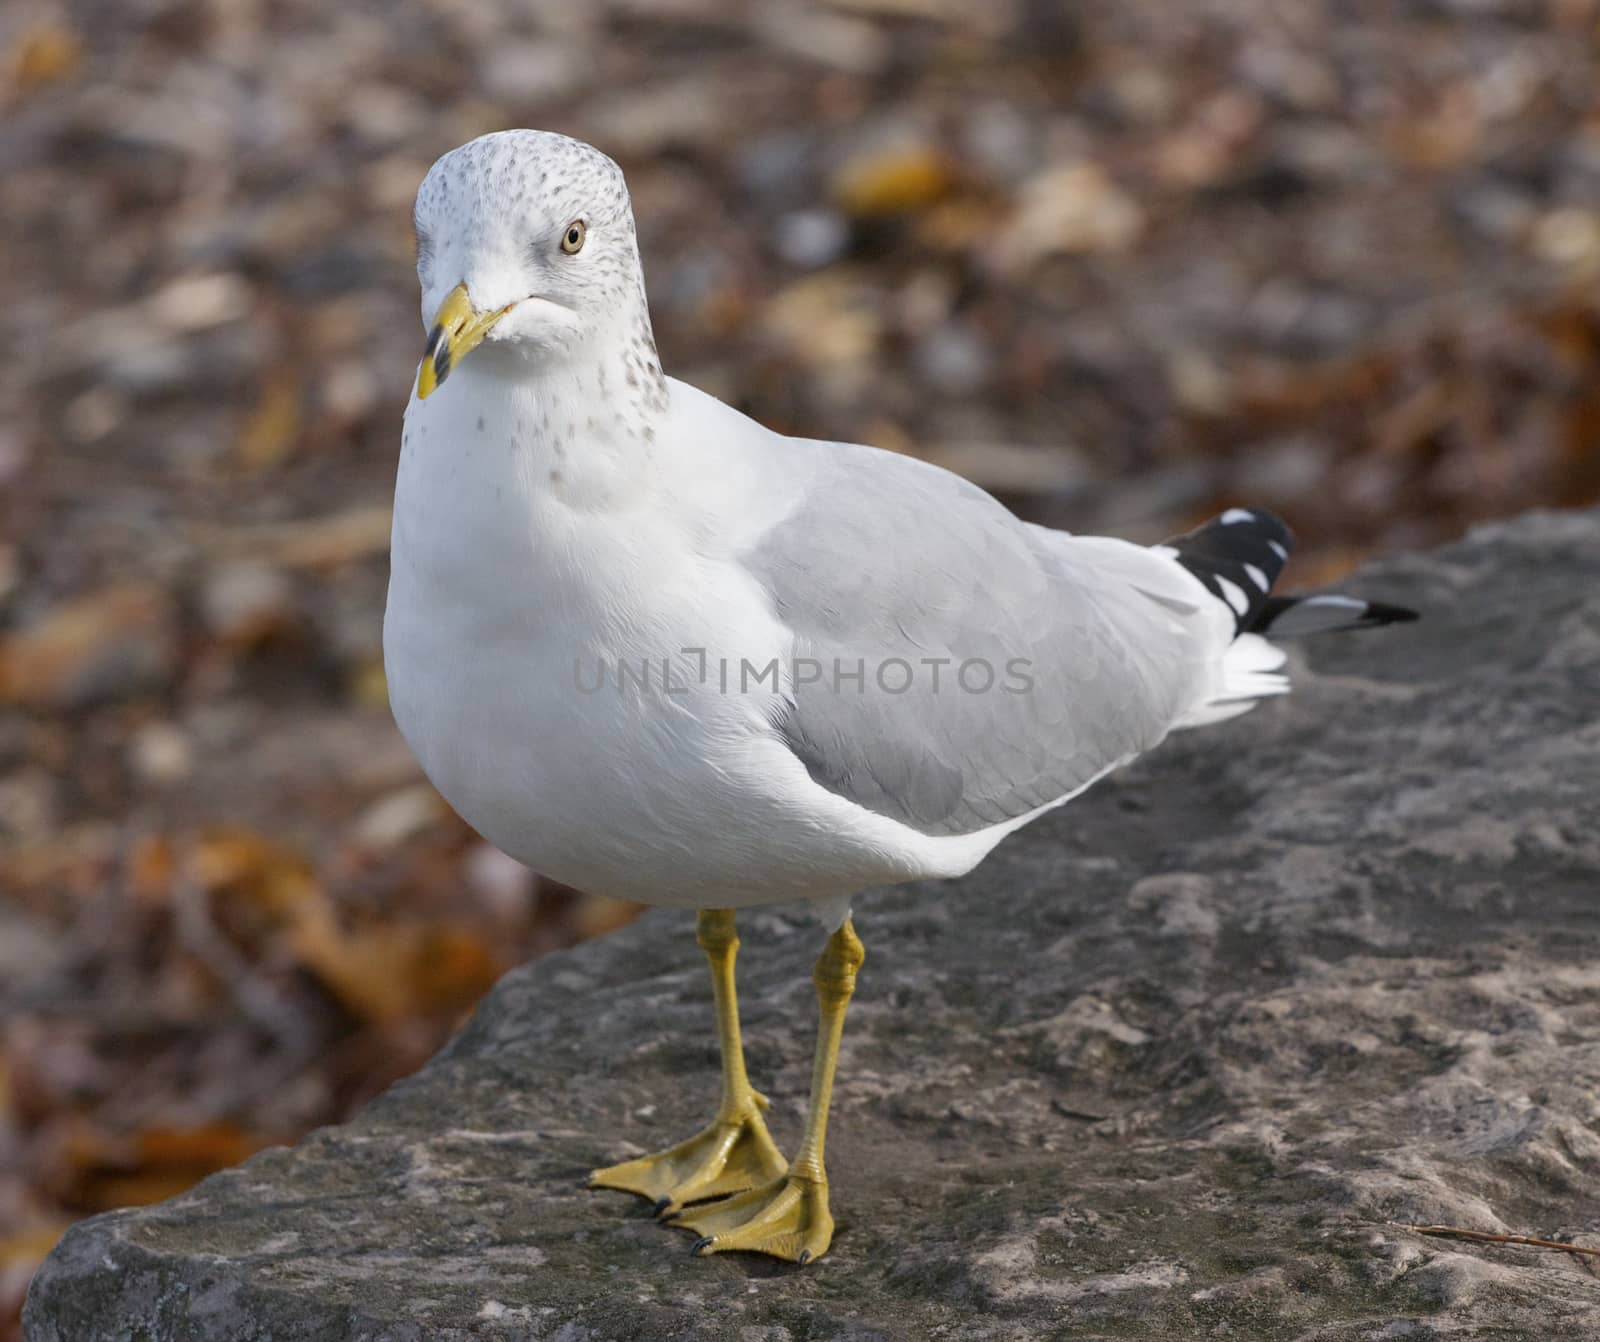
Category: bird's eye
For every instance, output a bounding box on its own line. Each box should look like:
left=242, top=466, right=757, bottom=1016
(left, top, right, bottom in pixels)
left=560, top=220, right=586, bottom=255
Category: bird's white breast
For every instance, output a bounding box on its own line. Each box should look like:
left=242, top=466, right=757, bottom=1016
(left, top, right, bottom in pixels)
left=383, top=368, right=919, bottom=907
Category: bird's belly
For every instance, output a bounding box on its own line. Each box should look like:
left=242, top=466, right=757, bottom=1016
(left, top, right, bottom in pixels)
left=384, top=499, right=882, bottom=906
left=385, top=613, right=887, bottom=904
left=384, top=605, right=657, bottom=895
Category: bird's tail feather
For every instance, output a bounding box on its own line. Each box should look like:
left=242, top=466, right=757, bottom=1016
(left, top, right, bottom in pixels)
left=1173, top=632, right=1288, bottom=729
left=1161, top=506, right=1417, bottom=731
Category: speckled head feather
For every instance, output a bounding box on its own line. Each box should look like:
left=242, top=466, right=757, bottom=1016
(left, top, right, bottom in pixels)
left=411, top=129, right=662, bottom=406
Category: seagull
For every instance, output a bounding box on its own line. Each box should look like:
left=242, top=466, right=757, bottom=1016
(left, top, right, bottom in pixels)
left=384, top=129, right=1416, bottom=1265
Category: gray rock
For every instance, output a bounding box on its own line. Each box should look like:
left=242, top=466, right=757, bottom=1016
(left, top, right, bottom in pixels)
left=25, top=509, right=1600, bottom=1340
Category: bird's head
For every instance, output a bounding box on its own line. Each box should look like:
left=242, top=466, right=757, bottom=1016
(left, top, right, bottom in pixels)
left=411, top=129, right=649, bottom=399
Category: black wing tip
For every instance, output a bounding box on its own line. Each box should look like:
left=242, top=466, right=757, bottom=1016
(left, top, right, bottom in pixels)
left=1221, top=505, right=1295, bottom=545
left=1171, top=506, right=1297, bottom=553
left=1250, top=592, right=1421, bottom=637
left=1360, top=600, right=1420, bottom=627
left=1167, top=509, right=1422, bottom=638
left=1165, top=506, right=1298, bottom=636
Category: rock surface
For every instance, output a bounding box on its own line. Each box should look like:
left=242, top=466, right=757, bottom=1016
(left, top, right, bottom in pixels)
left=25, top=510, right=1600, bottom=1339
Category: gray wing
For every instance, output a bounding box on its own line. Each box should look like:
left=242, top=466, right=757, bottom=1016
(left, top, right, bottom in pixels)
left=745, top=439, right=1218, bottom=837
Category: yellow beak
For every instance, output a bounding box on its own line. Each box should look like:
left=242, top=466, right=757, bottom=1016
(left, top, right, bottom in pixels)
left=416, top=283, right=512, bottom=400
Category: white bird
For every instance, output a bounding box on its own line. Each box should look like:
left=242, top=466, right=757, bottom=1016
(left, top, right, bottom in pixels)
left=383, top=129, right=1415, bottom=1265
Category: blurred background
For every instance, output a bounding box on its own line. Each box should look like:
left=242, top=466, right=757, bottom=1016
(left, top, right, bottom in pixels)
left=2, top=0, right=1598, bottom=1330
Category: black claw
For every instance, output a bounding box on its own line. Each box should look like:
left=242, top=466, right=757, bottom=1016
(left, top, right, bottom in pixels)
left=652, top=1196, right=672, bottom=1215
left=690, top=1236, right=714, bottom=1256
left=798, top=1249, right=812, bottom=1265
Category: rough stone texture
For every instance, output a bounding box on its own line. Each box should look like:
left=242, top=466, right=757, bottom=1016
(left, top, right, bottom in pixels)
left=25, top=510, right=1600, bottom=1340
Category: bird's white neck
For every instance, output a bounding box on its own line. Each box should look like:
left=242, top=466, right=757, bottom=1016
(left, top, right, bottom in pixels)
left=432, top=311, right=670, bottom=511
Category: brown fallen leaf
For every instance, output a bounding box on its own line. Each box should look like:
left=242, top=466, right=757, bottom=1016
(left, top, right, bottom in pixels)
left=127, top=834, right=177, bottom=907
left=993, top=162, right=1145, bottom=273
left=0, top=1225, right=66, bottom=1267
left=8, top=25, right=82, bottom=95
left=135, top=1122, right=268, bottom=1172
left=288, top=908, right=502, bottom=1025
left=833, top=146, right=953, bottom=216
left=75, top=1171, right=213, bottom=1213
left=569, top=893, right=646, bottom=944
left=44, top=1119, right=276, bottom=1212
left=265, top=506, right=394, bottom=570
left=235, top=368, right=305, bottom=472
left=189, top=829, right=321, bottom=925
left=348, top=657, right=391, bottom=711
left=0, top=585, right=178, bottom=712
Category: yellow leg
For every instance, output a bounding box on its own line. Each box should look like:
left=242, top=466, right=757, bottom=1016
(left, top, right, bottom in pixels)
left=590, top=909, right=788, bottom=1216
left=671, top=917, right=864, bottom=1265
